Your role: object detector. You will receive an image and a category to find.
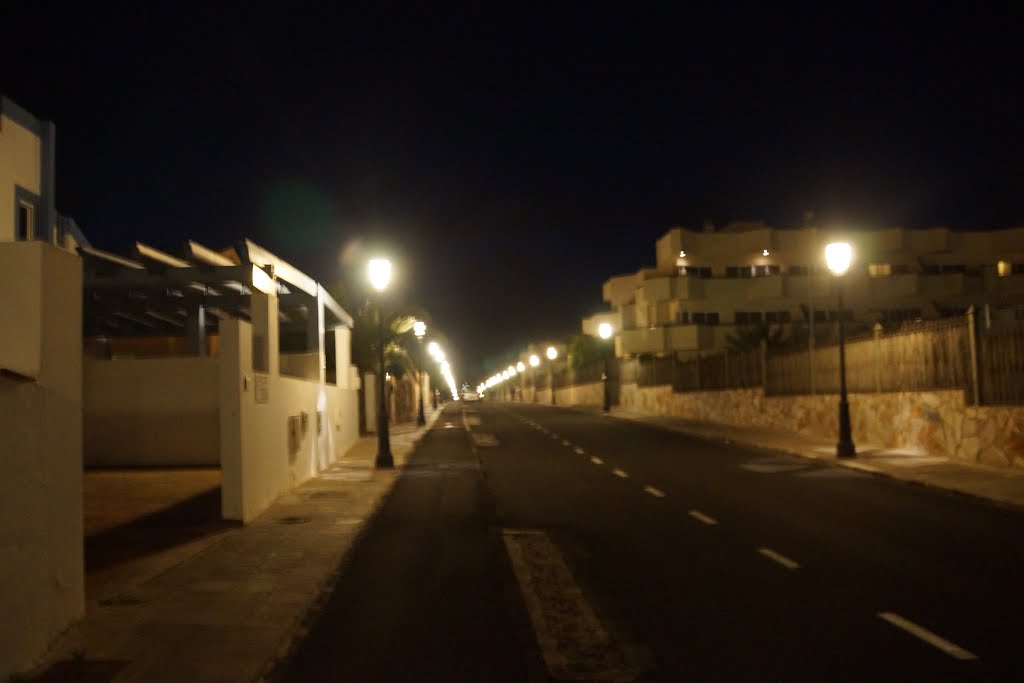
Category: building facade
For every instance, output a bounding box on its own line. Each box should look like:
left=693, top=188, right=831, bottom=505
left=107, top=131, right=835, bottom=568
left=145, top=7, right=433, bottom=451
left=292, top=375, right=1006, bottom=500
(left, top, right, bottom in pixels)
left=585, top=222, right=1024, bottom=357
left=1, top=96, right=88, bottom=251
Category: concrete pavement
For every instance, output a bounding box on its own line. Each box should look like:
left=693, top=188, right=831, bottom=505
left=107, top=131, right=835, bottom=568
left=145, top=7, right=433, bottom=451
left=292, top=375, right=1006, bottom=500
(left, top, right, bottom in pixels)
left=27, top=407, right=450, bottom=683
left=579, top=404, right=1024, bottom=510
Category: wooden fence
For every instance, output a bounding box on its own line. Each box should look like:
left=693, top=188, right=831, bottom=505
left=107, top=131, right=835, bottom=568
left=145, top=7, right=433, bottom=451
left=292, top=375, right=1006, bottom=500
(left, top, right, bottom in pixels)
left=542, top=309, right=1024, bottom=405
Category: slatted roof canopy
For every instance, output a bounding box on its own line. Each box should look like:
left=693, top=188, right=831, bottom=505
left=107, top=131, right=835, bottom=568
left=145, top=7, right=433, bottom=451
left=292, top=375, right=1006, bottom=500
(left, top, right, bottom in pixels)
left=82, top=239, right=352, bottom=343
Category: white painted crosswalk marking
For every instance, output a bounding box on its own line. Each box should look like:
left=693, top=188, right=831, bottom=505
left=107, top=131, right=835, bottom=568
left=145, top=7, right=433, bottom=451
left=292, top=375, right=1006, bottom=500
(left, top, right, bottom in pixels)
left=757, top=547, right=800, bottom=570
left=878, top=612, right=978, bottom=660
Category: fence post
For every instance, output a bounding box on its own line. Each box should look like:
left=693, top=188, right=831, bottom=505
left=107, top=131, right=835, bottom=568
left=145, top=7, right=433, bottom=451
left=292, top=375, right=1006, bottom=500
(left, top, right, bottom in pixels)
left=724, top=349, right=730, bottom=388
left=873, top=323, right=882, bottom=393
left=696, top=352, right=701, bottom=390
left=967, top=306, right=981, bottom=406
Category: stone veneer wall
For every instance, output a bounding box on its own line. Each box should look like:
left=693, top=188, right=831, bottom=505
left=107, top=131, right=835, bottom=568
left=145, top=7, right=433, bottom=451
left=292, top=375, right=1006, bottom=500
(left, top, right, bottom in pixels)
left=615, top=383, right=1024, bottom=469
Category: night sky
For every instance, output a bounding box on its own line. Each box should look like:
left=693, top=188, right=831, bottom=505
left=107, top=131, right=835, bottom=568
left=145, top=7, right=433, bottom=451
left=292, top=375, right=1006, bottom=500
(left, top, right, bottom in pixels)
left=5, top=3, right=1024, bottom=379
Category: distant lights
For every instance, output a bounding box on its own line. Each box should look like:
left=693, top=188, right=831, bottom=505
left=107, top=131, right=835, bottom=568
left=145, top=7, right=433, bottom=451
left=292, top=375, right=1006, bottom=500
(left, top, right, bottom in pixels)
left=529, top=354, right=540, bottom=367
left=679, top=250, right=686, bottom=257
left=516, top=361, right=525, bottom=372
left=598, top=322, right=613, bottom=339
left=763, top=249, right=770, bottom=257
left=546, top=346, right=557, bottom=360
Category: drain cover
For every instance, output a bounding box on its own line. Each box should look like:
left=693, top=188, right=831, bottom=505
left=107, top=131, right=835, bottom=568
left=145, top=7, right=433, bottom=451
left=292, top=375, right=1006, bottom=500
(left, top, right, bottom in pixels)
left=278, top=515, right=312, bottom=525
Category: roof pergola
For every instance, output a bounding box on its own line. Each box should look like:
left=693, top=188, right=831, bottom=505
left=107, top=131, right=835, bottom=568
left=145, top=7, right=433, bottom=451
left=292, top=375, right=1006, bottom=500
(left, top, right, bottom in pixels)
left=82, top=239, right=351, bottom=352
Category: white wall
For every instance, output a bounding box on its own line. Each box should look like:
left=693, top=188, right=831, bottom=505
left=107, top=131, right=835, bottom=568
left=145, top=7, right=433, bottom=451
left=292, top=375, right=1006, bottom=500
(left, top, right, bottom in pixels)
left=219, top=317, right=360, bottom=523
left=0, top=110, right=42, bottom=242
left=0, top=242, right=83, bottom=678
left=83, top=356, right=220, bottom=466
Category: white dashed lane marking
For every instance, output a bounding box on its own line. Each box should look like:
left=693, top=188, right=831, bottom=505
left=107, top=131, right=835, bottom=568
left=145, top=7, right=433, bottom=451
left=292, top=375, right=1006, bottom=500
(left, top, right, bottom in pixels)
left=878, top=612, right=978, bottom=660
left=590, top=456, right=604, bottom=465
left=757, top=547, right=800, bottom=570
left=612, top=468, right=629, bottom=478
left=688, top=510, right=718, bottom=526
left=561, top=439, right=572, bottom=447
left=574, top=447, right=585, bottom=455
left=643, top=486, right=666, bottom=498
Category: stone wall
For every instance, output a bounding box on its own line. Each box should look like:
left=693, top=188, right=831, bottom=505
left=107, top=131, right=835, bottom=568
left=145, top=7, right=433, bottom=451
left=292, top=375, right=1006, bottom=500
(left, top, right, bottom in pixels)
left=618, top=383, right=1024, bottom=469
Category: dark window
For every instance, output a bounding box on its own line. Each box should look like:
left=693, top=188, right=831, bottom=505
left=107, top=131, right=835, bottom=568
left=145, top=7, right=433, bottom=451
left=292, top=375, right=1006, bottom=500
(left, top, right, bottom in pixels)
left=766, top=311, right=791, bottom=323
left=693, top=312, right=719, bottom=325
left=892, top=264, right=912, bottom=274
left=726, top=266, right=750, bottom=278
left=678, top=311, right=689, bottom=324
left=688, top=266, right=712, bottom=278
left=925, top=264, right=967, bottom=275
left=753, top=265, right=781, bottom=276
left=735, top=312, right=749, bottom=325
left=16, top=203, right=33, bottom=240
left=788, top=265, right=808, bottom=276
left=1013, top=263, right=1024, bottom=275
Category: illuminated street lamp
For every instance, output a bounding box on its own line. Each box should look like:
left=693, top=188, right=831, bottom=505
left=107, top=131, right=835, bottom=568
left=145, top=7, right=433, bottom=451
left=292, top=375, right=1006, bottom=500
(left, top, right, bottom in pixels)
left=414, top=320, right=427, bottom=426
left=529, top=353, right=540, bottom=402
left=825, top=242, right=856, bottom=458
left=546, top=346, right=558, bottom=405
left=598, top=323, right=613, bottom=412
left=368, top=258, right=393, bottom=468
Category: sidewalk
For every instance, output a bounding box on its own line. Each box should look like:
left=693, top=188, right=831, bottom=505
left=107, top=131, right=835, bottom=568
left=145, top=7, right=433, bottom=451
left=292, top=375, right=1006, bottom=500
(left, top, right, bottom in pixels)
left=30, top=407, right=452, bottom=683
left=597, top=405, right=1024, bottom=510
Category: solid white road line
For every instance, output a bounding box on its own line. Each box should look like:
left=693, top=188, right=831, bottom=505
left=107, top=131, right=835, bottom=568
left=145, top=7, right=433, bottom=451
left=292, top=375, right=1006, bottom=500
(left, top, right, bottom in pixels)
left=590, top=456, right=604, bottom=465
left=877, top=612, right=978, bottom=660
left=612, top=468, right=629, bottom=478
left=502, top=529, right=643, bottom=680
left=643, top=486, right=666, bottom=498
left=574, top=447, right=585, bottom=455
left=688, top=510, right=717, bottom=525
left=757, top=547, right=800, bottom=570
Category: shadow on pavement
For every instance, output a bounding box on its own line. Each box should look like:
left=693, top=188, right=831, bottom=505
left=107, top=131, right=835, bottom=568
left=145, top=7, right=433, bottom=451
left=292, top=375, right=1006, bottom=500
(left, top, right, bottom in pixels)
left=85, top=486, right=237, bottom=574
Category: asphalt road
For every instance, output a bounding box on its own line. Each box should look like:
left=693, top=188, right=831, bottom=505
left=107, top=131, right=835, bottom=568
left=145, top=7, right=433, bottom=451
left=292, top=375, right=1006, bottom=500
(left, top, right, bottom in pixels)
left=277, top=401, right=1024, bottom=682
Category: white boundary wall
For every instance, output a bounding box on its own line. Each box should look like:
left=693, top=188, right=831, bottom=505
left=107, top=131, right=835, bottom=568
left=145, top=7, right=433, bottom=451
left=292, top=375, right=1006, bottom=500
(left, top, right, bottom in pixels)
left=219, top=314, right=359, bottom=522
left=83, top=356, right=220, bottom=466
left=0, top=243, right=84, bottom=677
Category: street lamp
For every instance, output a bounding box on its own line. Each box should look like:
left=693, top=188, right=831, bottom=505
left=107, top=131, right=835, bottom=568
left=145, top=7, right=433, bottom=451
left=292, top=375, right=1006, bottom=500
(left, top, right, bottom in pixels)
left=825, top=242, right=856, bottom=458
left=529, top=353, right=540, bottom=402
left=546, top=346, right=558, bottom=405
left=598, top=322, right=613, bottom=412
left=368, top=258, right=393, bottom=468
left=413, top=320, right=427, bottom=426
left=516, top=361, right=526, bottom=401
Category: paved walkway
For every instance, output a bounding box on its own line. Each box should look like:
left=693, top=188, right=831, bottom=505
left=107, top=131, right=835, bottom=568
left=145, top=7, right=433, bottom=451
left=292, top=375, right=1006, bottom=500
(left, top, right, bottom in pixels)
left=597, top=405, right=1024, bottom=510
left=30, top=408, right=453, bottom=683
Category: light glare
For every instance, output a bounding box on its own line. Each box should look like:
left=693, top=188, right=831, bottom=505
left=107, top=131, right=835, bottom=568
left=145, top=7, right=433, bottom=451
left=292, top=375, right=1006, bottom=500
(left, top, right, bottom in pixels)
left=368, top=258, right=392, bottom=292
left=825, top=242, right=853, bottom=276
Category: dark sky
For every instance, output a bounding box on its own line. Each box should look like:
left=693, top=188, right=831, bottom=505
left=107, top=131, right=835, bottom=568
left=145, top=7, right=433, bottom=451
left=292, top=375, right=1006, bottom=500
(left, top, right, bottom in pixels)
left=5, top=3, right=1024, bottom=379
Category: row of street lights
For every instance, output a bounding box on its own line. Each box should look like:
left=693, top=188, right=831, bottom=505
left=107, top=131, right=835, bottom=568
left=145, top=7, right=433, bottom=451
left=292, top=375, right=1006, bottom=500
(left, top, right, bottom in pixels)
left=480, top=346, right=558, bottom=403
left=368, top=258, right=460, bottom=469
left=473, top=241, right=857, bottom=460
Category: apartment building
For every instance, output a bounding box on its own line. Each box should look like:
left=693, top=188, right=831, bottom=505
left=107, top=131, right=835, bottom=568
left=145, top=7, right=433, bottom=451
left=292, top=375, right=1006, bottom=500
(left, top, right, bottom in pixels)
left=585, top=221, right=1024, bottom=357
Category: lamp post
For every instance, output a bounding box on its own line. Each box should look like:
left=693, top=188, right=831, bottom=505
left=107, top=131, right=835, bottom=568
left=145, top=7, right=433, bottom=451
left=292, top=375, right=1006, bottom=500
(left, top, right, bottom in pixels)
left=529, top=354, right=540, bottom=402
left=546, top=346, right=558, bottom=405
left=825, top=242, right=856, bottom=458
left=517, top=361, right=526, bottom=401
left=598, top=322, right=613, bottom=412
left=427, top=341, right=440, bottom=408
left=368, top=258, right=394, bottom=468
left=414, top=320, right=427, bottom=426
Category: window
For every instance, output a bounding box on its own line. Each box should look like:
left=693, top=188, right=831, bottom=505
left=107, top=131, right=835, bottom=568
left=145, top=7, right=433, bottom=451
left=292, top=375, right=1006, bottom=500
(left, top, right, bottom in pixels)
left=682, top=266, right=712, bottom=278
left=16, top=202, right=34, bottom=241
left=998, top=261, right=1011, bottom=276
left=765, top=310, right=791, bottom=323
left=788, top=265, right=809, bottom=276
left=924, top=264, right=967, bottom=275
left=692, top=312, right=719, bottom=325
left=868, top=263, right=892, bottom=277
left=726, top=266, right=751, bottom=278
left=677, top=311, right=690, bottom=324
left=753, top=264, right=781, bottom=276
